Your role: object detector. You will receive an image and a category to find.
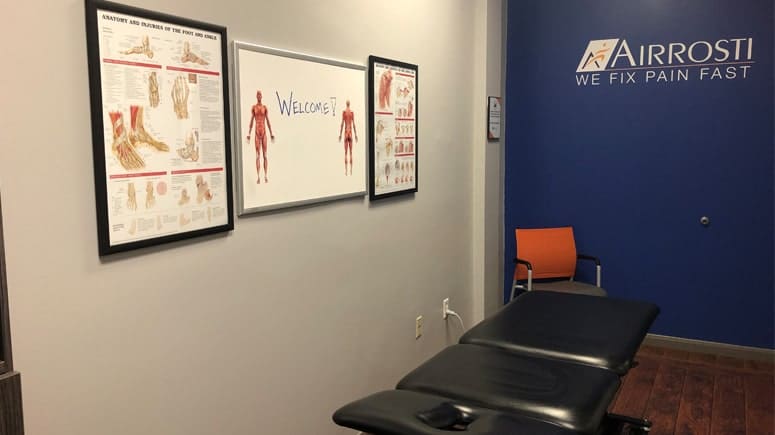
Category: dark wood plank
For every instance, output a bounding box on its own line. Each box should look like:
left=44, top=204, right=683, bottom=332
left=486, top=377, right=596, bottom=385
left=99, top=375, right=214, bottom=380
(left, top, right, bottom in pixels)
left=662, top=347, right=690, bottom=362
left=745, top=359, right=775, bottom=374
left=644, top=363, right=687, bottom=435
left=711, top=373, right=746, bottom=435
left=718, top=355, right=746, bottom=370
left=689, top=351, right=718, bottom=367
left=639, top=345, right=665, bottom=357
left=611, top=356, right=660, bottom=417
left=675, top=368, right=715, bottom=435
left=745, top=373, right=774, bottom=435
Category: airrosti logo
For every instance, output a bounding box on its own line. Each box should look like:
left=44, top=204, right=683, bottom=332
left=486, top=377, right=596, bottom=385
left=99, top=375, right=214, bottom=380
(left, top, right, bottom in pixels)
left=577, top=39, right=619, bottom=72
left=575, top=37, right=755, bottom=87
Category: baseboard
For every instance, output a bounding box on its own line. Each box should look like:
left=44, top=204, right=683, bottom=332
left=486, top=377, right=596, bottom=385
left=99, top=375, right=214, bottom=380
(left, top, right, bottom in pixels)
left=644, top=333, right=774, bottom=361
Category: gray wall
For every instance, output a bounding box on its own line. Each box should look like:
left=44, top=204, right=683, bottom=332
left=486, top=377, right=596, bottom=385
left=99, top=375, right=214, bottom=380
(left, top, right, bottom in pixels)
left=0, top=0, right=502, bottom=434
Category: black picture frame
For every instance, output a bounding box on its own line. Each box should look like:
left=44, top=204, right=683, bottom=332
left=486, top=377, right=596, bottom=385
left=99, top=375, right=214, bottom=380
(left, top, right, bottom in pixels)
left=368, top=56, right=418, bottom=201
left=85, top=0, right=233, bottom=256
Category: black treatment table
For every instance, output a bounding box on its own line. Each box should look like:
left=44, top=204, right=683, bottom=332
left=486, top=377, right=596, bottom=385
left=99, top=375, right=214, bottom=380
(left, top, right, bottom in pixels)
left=396, top=344, right=620, bottom=433
left=333, top=390, right=580, bottom=435
left=333, top=291, right=660, bottom=435
left=460, top=291, right=660, bottom=375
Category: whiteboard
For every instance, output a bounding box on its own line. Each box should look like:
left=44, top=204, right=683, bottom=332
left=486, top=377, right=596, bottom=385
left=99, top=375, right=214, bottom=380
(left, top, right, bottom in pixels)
left=233, top=42, right=367, bottom=215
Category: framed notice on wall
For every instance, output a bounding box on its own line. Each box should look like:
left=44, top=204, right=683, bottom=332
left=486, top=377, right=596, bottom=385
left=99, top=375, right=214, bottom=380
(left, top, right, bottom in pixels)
left=232, top=42, right=367, bottom=215
left=488, top=96, right=501, bottom=141
left=85, top=0, right=233, bottom=256
left=369, top=56, right=418, bottom=201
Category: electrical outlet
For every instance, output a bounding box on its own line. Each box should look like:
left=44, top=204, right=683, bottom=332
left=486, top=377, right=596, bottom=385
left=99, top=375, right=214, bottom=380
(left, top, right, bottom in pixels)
left=442, top=298, right=450, bottom=319
left=415, top=315, right=423, bottom=339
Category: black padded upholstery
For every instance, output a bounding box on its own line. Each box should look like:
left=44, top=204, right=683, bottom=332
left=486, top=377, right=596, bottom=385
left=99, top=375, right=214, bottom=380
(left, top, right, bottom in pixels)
left=460, top=291, right=659, bottom=375
left=333, top=390, right=579, bottom=435
left=531, top=280, right=607, bottom=296
left=397, top=344, right=620, bottom=434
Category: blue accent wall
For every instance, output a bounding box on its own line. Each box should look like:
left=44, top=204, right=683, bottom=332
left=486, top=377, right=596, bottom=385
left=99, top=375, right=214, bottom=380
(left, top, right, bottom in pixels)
left=504, top=0, right=774, bottom=348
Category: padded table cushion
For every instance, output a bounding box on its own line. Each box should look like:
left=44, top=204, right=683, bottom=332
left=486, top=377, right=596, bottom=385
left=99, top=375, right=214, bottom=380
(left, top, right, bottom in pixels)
left=333, top=390, right=579, bottom=435
left=397, top=344, right=620, bottom=434
left=460, top=291, right=659, bottom=375
left=531, top=281, right=607, bottom=296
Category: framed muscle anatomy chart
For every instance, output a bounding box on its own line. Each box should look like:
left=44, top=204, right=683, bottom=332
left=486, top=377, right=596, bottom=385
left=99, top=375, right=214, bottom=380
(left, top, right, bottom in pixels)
left=369, top=56, right=418, bottom=200
left=85, top=0, right=233, bottom=255
left=233, top=42, right=367, bottom=215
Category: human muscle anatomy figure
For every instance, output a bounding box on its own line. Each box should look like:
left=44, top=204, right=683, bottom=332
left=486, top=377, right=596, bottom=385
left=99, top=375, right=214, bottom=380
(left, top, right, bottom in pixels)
left=384, top=162, right=391, bottom=184
left=181, top=41, right=208, bottom=65
left=338, top=100, right=358, bottom=175
left=171, top=76, right=190, bottom=119
left=122, top=35, right=153, bottom=58
left=148, top=71, right=160, bottom=108
left=246, top=90, right=275, bottom=183
left=378, top=69, right=393, bottom=109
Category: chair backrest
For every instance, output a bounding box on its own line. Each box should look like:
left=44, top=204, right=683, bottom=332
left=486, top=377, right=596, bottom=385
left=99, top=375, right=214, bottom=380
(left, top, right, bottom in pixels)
left=514, top=227, right=577, bottom=281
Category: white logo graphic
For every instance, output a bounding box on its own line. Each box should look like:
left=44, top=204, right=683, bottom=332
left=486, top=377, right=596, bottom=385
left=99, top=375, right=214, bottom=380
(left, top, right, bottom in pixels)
left=577, top=39, right=619, bottom=72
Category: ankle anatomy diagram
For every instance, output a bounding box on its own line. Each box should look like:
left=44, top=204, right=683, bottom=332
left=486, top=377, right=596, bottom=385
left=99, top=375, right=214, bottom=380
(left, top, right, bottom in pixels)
left=109, top=105, right=168, bottom=170
left=98, top=21, right=228, bottom=246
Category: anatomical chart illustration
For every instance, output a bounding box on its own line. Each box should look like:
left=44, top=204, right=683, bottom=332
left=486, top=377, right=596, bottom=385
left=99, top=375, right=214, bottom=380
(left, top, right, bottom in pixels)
left=95, top=9, right=228, bottom=247
left=372, top=61, right=416, bottom=196
left=339, top=99, right=358, bottom=176
left=234, top=43, right=366, bottom=214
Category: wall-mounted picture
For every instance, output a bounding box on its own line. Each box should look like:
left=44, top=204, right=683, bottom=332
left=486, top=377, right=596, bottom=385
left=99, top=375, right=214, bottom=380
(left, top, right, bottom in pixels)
left=233, top=42, right=367, bottom=215
left=369, top=56, right=418, bottom=200
left=85, top=0, right=233, bottom=256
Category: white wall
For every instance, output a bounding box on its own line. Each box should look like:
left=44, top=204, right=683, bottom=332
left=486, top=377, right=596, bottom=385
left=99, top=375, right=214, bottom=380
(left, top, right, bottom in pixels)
left=0, top=1, right=501, bottom=434
left=472, top=0, right=506, bottom=321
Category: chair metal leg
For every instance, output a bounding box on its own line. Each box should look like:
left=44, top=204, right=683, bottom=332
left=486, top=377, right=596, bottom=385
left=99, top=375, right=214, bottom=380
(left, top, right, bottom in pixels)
left=604, top=413, right=651, bottom=434
left=597, top=265, right=602, bottom=287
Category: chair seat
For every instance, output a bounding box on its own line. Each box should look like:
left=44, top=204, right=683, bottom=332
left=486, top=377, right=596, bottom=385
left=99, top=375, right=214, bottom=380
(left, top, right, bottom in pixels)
left=333, top=390, right=580, bottom=435
left=397, top=344, right=620, bottom=434
left=460, top=291, right=659, bottom=375
left=531, top=280, right=607, bottom=296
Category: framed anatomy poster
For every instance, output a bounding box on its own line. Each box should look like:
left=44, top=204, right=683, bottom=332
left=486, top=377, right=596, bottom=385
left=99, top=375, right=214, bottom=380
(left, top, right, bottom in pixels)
left=85, top=0, right=233, bottom=256
left=369, top=56, right=418, bottom=200
left=233, top=42, right=367, bottom=215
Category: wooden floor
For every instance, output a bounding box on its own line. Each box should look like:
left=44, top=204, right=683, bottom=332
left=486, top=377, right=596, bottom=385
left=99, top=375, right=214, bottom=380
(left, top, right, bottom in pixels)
left=610, top=345, right=775, bottom=435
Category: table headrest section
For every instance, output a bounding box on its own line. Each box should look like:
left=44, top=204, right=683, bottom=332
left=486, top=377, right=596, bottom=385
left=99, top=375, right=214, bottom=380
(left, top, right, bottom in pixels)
left=397, top=344, right=620, bottom=434
left=332, top=390, right=581, bottom=435
left=460, top=291, right=659, bottom=375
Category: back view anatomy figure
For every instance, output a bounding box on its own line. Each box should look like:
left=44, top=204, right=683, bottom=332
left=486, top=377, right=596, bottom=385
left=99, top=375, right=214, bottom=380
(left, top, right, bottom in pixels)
left=339, top=100, right=358, bottom=175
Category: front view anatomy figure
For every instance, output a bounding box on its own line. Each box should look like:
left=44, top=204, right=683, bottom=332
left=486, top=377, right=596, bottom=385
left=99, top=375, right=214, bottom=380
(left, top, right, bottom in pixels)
left=246, top=90, right=275, bottom=183
left=339, top=99, right=358, bottom=175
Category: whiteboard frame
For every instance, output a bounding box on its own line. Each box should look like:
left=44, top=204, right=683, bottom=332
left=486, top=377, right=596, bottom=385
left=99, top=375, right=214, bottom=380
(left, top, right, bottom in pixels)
left=232, top=41, right=368, bottom=216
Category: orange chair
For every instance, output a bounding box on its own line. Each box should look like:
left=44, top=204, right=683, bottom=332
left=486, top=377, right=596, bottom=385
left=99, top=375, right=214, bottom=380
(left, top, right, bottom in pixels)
left=510, top=227, right=606, bottom=301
